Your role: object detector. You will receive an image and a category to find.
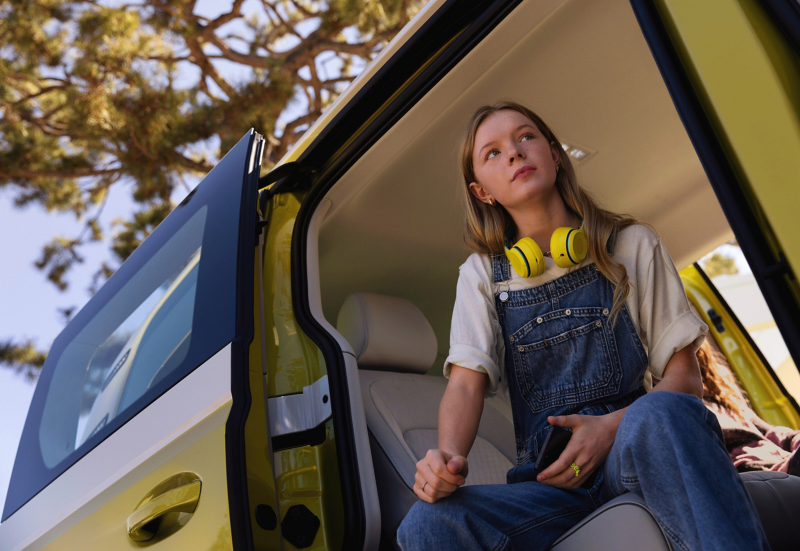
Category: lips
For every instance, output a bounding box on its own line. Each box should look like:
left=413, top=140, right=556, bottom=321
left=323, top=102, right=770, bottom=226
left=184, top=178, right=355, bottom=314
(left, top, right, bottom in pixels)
left=512, top=166, right=535, bottom=181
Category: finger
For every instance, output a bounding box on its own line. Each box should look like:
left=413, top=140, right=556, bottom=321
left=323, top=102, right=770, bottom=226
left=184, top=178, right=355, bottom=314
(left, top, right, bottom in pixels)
left=413, top=483, right=436, bottom=503
left=548, top=414, right=580, bottom=428
left=542, top=459, right=590, bottom=488
left=413, top=472, right=438, bottom=503
left=417, top=466, right=457, bottom=500
left=543, top=464, right=582, bottom=488
left=419, top=461, right=460, bottom=495
left=446, top=456, right=469, bottom=478
left=426, top=454, right=465, bottom=487
left=537, top=446, right=578, bottom=482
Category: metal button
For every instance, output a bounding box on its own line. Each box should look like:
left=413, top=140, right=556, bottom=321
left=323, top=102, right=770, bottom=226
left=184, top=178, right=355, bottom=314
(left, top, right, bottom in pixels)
left=596, top=320, right=602, bottom=327
left=518, top=346, right=524, bottom=352
left=603, top=308, right=609, bottom=316
left=565, top=309, right=571, bottom=315
left=499, top=291, right=509, bottom=302
left=537, top=317, right=543, bottom=324
left=509, top=336, right=515, bottom=342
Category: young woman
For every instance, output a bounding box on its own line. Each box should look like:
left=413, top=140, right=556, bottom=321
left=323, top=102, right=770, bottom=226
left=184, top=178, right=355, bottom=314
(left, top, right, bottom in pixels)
left=396, top=101, right=771, bottom=551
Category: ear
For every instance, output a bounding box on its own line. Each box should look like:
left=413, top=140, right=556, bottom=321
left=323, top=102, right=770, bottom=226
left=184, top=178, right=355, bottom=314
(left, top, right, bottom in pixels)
left=550, top=141, right=561, bottom=167
left=469, top=182, right=493, bottom=204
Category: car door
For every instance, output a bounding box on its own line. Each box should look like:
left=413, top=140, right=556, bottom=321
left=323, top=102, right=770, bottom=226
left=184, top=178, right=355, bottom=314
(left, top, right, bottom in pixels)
left=0, top=130, right=263, bottom=550
left=681, top=262, right=800, bottom=428
left=630, top=0, right=800, bottom=388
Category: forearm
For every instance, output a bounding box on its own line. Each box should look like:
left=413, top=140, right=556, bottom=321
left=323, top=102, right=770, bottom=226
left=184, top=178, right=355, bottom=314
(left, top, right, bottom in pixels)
left=651, top=343, right=703, bottom=399
left=438, top=370, right=486, bottom=458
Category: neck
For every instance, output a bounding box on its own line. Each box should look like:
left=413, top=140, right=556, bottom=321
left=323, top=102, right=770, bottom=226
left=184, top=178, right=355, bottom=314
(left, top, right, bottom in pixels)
left=507, top=190, right=578, bottom=249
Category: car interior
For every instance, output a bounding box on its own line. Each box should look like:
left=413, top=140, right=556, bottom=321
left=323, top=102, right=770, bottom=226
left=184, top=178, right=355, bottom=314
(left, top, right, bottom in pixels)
left=300, top=1, right=800, bottom=549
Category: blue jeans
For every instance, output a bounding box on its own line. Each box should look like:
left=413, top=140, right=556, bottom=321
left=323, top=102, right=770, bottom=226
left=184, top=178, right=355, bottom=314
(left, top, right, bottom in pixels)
left=397, top=391, right=771, bottom=551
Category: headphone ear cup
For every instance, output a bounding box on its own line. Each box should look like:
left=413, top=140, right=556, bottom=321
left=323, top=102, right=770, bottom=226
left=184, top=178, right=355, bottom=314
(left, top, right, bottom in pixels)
left=551, top=227, right=588, bottom=268
left=569, top=228, right=588, bottom=264
left=506, top=237, right=545, bottom=277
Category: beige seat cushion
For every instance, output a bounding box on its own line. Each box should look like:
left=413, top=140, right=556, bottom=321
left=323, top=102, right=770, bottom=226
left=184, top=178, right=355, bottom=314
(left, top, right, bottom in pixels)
left=359, top=369, right=516, bottom=542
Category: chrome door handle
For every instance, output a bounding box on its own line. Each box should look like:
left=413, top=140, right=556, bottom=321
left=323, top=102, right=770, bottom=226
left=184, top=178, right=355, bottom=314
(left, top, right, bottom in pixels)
left=127, top=479, right=201, bottom=542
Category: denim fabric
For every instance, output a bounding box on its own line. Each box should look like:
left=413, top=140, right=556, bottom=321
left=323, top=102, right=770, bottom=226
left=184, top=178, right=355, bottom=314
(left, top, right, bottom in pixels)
left=397, top=255, right=771, bottom=551
left=492, top=258, right=647, bottom=483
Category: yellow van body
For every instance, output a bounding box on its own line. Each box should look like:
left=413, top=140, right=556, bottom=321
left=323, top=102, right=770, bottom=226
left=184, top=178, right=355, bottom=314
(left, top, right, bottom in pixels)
left=2, top=1, right=799, bottom=550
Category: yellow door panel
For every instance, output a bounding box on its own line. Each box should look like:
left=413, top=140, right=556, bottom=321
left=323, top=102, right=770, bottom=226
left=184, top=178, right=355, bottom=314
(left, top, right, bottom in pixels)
left=45, top=422, right=231, bottom=551
left=657, top=0, right=800, bottom=301
left=0, top=347, right=234, bottom=551
left=256, top=190, right=347, bottom=550
left=681, top=264, right=800, bottom=428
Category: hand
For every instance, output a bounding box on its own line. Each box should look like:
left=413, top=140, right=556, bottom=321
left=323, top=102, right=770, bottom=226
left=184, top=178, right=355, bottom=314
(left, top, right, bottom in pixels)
left=536, top=412, right=621, bottom=489
left=413, top=449, right=468, bottom=503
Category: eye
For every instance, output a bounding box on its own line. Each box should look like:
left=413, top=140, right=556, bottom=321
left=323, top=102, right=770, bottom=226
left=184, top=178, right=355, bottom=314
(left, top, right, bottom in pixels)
left=485, top=148, right=500, bottom=160
left=520, top=133, right=534, bottom=142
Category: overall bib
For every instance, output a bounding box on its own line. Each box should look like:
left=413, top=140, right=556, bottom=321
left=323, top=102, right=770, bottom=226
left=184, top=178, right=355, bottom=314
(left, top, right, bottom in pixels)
left=398, top=255, right=772, bottom=551
left=490, top=255, right=647, bottom=486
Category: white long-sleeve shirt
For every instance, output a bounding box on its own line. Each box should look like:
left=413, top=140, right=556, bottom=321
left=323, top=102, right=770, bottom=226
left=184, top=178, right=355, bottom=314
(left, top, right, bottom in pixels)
left=444, top=224, right=708, bottom=398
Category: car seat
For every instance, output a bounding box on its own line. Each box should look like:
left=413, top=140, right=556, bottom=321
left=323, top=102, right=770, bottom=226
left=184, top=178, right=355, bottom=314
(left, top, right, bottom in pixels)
left=336, top=292, right=800, bottom=550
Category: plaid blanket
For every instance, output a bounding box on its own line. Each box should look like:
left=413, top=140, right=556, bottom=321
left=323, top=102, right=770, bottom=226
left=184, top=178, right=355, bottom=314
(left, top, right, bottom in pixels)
left=705, top=401, right=800, bottom=476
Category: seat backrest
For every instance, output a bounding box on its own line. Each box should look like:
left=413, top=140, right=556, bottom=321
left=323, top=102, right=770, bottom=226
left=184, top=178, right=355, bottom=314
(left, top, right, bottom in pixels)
left=337, top=292, right=516, bottom=542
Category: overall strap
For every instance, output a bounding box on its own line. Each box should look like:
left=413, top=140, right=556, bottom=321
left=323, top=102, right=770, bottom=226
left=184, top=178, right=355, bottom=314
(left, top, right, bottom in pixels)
left=491, top=253, right=511, bottom=283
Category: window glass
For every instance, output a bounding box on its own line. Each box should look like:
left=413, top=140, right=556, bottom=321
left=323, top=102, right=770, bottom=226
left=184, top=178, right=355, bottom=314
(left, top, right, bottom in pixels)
left=39, top=208, right=206, bottom=467
left=699, top=242, right=800, bottom=402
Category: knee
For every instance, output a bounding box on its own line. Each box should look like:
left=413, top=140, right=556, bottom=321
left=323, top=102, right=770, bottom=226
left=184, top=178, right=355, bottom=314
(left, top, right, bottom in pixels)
left=620, top=391, right=705, bottom=436
left=397, top=500, right=437, bottom=546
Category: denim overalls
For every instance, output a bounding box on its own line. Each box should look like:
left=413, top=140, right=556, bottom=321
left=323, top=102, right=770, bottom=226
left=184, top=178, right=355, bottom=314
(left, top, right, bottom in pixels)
left=398, top=254, right=772, bottom=551
left=491, top=254, right=648, bottom=485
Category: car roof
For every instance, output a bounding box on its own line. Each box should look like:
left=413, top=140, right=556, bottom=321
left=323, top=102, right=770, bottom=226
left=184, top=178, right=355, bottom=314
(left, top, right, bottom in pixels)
left=312, top=0, right=734, bottom=366
left=277, top=0, right=449, bottom=167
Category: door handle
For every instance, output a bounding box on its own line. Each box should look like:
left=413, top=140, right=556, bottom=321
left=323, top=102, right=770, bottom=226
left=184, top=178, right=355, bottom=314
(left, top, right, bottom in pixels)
left=127, top=479, right=201, bottom=542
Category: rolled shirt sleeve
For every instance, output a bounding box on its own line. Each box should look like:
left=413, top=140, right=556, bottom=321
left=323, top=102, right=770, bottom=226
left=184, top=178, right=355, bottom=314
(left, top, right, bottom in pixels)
left=444, top=255, right=504, bottom=396
left=634, top=230, right=708, bottom=379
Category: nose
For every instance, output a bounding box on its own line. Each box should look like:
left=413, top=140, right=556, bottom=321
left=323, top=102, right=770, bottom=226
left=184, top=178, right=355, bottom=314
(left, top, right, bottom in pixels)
left=509, top=151, right=524, bottom=163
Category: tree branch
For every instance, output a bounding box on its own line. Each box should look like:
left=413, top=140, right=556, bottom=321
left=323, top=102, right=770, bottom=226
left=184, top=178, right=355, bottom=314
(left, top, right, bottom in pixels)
left=12, top=85, right=66, bottom=105
left=0, top=168, right=121, bottom=180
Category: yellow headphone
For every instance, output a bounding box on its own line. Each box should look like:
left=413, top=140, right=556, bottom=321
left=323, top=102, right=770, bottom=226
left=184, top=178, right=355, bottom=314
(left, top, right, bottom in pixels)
left=504, top=221, right=588, bottom=277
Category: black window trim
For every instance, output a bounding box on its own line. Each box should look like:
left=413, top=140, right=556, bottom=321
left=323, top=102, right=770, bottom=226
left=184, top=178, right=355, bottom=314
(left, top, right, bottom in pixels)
left=226, top=132, right=263, bottom=551
left=760, top=0, right=800, bottom=56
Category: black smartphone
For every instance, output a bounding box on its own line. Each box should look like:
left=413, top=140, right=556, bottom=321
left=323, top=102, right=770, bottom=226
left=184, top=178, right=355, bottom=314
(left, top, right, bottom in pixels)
left=534, top=425, right=572, bottom=473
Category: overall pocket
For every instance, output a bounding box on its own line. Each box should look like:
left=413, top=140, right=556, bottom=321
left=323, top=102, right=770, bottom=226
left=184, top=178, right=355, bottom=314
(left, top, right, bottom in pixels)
left=510, top=307, right=623, bottom=413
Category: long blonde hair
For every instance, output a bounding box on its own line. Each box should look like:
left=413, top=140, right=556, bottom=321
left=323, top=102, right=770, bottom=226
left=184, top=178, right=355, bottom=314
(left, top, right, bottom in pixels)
left=696, top=340, right=749, bottom=422
left=460, top=101, right=638, bottom=321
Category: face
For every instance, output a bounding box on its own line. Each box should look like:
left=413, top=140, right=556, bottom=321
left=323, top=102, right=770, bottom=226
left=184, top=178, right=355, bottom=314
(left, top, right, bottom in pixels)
left=469, top=110, right=560, bottom=210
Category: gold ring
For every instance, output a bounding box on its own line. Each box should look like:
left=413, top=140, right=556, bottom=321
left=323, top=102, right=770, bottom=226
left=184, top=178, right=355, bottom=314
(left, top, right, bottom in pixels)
left=570, top=462, right=580, bottom=477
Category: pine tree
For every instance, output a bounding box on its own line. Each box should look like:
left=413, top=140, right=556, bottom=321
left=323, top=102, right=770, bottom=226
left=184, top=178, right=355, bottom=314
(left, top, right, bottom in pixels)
left=0, top=0, right=426, bottom=376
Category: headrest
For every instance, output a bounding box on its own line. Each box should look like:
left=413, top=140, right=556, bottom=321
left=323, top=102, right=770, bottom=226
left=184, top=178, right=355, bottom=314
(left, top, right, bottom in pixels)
left=336, top=292, right=438, bottom=374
